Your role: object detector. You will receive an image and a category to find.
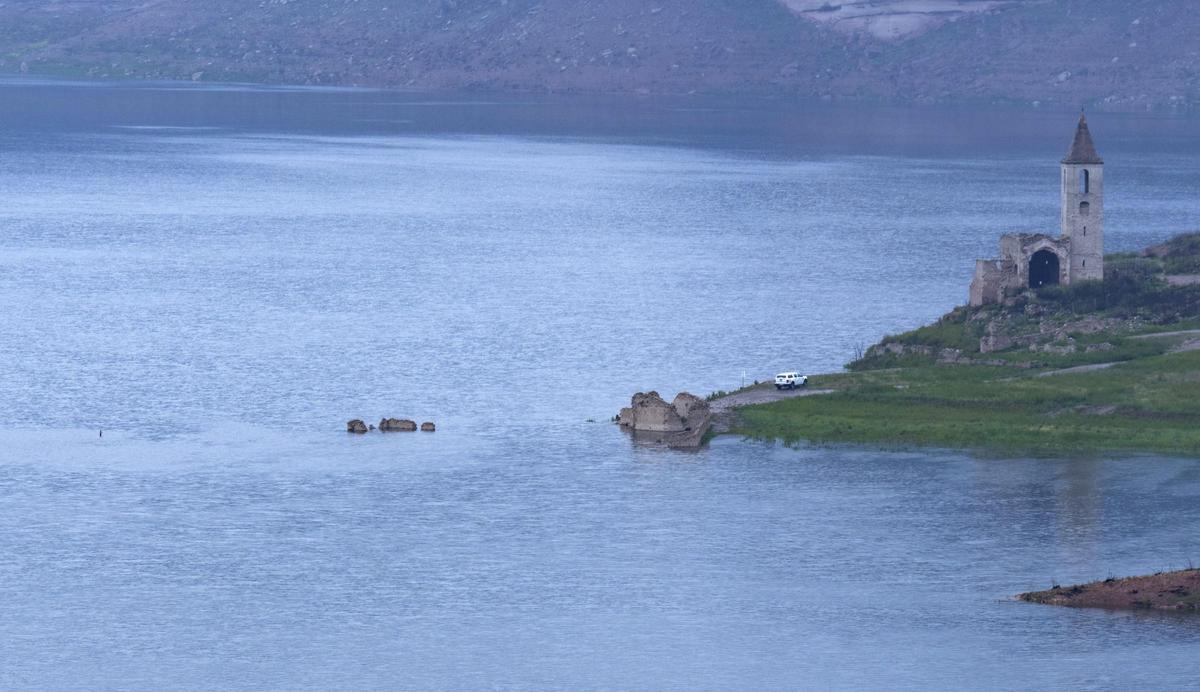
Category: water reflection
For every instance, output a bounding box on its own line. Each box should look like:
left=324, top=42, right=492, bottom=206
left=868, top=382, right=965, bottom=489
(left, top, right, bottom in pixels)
left=1057, top=457, right=1103, bottom=567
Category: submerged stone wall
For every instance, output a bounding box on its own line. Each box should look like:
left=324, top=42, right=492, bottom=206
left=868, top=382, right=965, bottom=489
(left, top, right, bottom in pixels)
left=617, top=391, right=712, bottom=449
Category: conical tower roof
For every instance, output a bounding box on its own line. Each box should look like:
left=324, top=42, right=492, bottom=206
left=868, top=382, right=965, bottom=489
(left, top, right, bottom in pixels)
left=1063, top=114, right=1103, bottom=165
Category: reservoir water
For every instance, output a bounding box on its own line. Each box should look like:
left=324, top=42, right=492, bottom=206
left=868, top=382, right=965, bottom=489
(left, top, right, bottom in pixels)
left=1, top=80, right=1199, bottom=690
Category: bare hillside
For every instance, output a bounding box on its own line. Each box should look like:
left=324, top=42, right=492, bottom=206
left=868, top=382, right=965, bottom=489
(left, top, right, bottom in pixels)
left=781, top=0, right=1038, bottom=40
left=0, top=0, right=1195, bottom=110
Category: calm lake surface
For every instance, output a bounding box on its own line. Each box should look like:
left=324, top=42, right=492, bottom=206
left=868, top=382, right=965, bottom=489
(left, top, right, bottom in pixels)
left=1, top=80, right=1199, bottom=690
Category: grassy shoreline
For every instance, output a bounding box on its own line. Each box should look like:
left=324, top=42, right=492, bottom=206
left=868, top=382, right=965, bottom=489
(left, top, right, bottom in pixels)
left=720, top=234, right=1200, bottom=457
left=724, top=330, right=1200, bottom=457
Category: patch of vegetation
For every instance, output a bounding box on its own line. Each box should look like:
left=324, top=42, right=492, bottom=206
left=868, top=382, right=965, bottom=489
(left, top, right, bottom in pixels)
left=847, top=308, right=984, bottom=371
left=981, top=333, right=1177, bottom=369
left=845, top=350, right=934, bottom=371
left=732, top=350, right=1200, bottom=456
left=1034, top=274, right=1200, bottom=321
left=1162, top=232, right=1200, bottom=274
left=849, top=233, right=1200, bottom=372
left=888, top=307, right=982, bottom=351
left=1029, top=235, right=1200, bottom=319
left=723, top=233, right=1200, bottom=455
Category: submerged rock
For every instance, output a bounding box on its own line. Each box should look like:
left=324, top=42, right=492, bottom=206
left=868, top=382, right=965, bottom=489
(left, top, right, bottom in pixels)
left=421, top=422, right=436, bottom=432
left=379, top=418, right=418, bottom=432
left=347, top=419, right=369, bottom=434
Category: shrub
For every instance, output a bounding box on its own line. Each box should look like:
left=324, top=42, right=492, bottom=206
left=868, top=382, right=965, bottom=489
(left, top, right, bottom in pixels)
left=1108, top=255, right=1165, bottom=282
left=891, top=309, right=982, bottom=352
left=1164, top=232, right=1200, bottom=274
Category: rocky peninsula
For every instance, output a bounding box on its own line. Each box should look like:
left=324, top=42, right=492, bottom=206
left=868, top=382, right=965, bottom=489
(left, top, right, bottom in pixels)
left=709, top=233, right=1200, bottom=456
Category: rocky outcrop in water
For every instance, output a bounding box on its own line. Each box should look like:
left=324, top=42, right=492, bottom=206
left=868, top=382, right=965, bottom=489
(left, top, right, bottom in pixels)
left=617, top=391, right=712, bottom=449
left=618, top=391, right=684, bottom=433
left=347, top=417, right=436, bottom=434
left=379, top=418, right=418, bottom=432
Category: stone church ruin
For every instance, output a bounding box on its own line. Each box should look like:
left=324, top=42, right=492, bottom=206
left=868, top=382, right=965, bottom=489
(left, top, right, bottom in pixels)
left=969, top=115, right=1105, bottom=307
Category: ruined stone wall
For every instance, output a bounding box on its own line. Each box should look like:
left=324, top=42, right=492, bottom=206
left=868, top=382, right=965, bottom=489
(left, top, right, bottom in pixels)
left=617, top=391, right=713, bottom=449
left=1021, top=236, right=1072, bottom=287
left=969, top=259, right=1011, bottom=307
left=968, top=119, right=1107, bottom=305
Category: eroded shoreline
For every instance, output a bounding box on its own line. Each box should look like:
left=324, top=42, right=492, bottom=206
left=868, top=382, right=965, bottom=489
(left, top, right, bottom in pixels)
left=1020, top=570, right=1200, bottom=612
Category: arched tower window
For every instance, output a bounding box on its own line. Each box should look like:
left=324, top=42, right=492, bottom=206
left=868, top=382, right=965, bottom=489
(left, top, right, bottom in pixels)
left=1080, top=169, right=1090, bottom=194
left=1080, top=201, right=1091, bottom=216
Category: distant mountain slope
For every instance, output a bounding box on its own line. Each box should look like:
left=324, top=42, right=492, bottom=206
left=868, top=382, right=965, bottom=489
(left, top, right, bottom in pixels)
left=0, top=0, right=1195, bottom=110
left=781, top=0, right=1038, bottom=40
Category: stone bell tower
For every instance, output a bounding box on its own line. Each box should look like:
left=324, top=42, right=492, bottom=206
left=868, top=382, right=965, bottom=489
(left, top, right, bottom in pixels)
left=1061, top=114, right=1104, bottom=282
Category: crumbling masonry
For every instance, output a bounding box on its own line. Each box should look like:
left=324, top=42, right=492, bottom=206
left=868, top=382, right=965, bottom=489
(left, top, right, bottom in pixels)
left=969, top=115, right=1105, bottom=307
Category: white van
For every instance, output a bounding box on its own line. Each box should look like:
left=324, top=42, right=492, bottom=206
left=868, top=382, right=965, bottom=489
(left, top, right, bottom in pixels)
left=774, top=372, right=809, bottom=390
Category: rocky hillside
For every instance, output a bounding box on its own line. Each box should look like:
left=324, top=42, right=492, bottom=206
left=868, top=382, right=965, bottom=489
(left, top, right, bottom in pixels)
left=0, top=0, right=1197, bottom=109
left=729, top=233, right=1200, bottom=456
left=781, top=0, right=1034, bottom=40
left=855, top=233, right=1200, bottom=371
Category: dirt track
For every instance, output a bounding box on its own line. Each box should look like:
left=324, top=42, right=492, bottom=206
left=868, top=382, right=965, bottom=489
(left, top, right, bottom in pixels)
left=709, top=385, right=834, bottom=414
left=709, top=385, right=834, bottom=434
left=1038, top=330, right=1200, bottom=378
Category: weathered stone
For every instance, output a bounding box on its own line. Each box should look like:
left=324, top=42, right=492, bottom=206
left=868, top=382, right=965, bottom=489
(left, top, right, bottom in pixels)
left=671, top=392, right=710, bottom=428
left=867, top=341, right=935, bottom=359
left=421, top=422, right=436, bottom=432
left=379, top=418, right=418, bottom=432
left=969, top=117, right=1105, bottom=306
left=1034, top=340, right=1077, bottom=355
left=347, top=419, right=369, bottom=434
left=618, top=391, right=685, bottom=433
left=864, top=343, right=888, bottom=359
left=618, top=391, right=712, bottom=449
left=1063, top=316, right=1123, bottom=334
left=980, top=333, right=1014, bottom=354
left=970, top=259, right=1014, bottom=307
left=938, top=348, right=964, bottom=363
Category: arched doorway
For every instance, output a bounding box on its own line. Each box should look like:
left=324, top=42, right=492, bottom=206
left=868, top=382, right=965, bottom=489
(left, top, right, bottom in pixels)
left=1029, top=249, right=1060, bottom=288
